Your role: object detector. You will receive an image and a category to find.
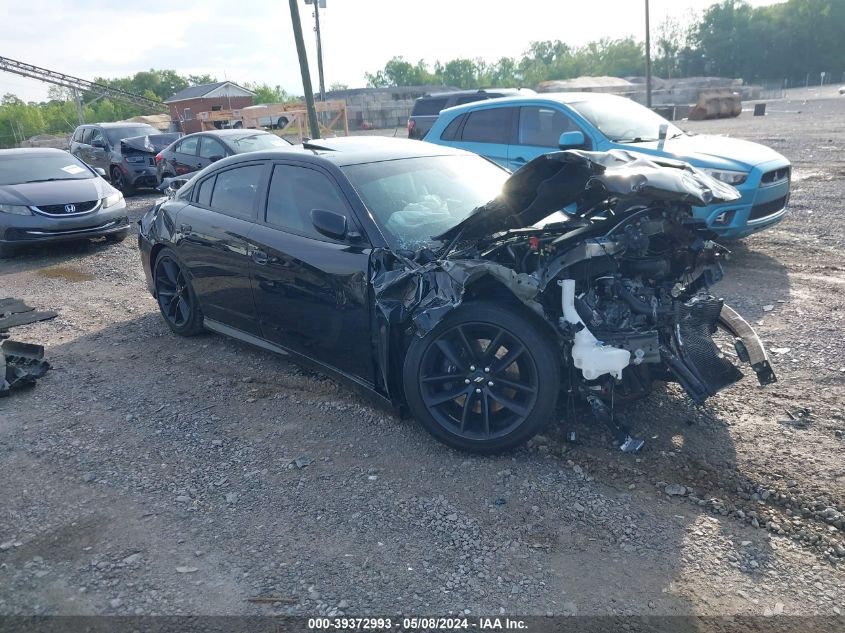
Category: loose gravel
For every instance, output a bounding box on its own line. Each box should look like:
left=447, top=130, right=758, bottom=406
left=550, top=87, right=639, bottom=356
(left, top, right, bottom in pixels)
left=1, top=87, right=844, bottom=618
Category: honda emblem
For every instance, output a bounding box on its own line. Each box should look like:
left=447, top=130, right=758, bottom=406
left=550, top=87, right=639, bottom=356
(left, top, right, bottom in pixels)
left=64, top=204, right=76, bottom=213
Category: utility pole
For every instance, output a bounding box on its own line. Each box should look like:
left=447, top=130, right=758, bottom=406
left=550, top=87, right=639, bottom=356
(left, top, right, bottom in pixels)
left=289, top=0, right=320, bottom=139
left=645, top=0, right=652, bottom=108
left=312, top=0, right=326, bottom=103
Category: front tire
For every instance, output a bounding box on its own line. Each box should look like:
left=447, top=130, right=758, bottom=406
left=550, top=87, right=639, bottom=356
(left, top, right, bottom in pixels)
left=153, top=249, right=204, bottom=336
left=403, top=303, right=560, bottom=453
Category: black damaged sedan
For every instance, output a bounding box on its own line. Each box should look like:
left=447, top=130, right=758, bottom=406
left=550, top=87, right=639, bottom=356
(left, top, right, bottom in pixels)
left=139, top=137, right=775, bottom=453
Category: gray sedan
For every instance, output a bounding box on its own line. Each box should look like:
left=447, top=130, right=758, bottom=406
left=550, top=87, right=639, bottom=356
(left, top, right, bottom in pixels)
left=0, top=148, right=129, bottom=258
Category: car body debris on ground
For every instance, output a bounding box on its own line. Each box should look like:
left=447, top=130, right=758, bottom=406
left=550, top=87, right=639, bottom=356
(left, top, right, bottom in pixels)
left=0, top=89, right=844, bottom=621
left=0, top=297, right=55, bottom=395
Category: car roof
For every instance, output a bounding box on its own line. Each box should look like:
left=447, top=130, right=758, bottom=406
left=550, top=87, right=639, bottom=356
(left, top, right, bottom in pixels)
left=423, top=88, right=534, bottom=99
left=0, top=147, right=71, bottom=158
left=211, top=136, right=474, bottom=168
left=438, top=91, right=627, bottom=116
left=189, top=129, right=273, bottom=138
left=85, top=122, right=159, bottom=129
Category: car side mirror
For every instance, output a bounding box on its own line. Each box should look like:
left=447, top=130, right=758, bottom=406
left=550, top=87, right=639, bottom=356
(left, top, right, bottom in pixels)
left=94, top=167, right=107, bottom=177
left=310, top=209, right=349, bottom=241
left=91, top=139, right=107, bottom=149
left=558, top=130, right=586, bottom=149
left=209, top=155, right=223, bottom=163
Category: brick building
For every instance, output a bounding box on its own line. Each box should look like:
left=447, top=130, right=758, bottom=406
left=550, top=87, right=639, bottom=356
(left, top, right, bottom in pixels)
left=164, top=81, right=255, bottom=134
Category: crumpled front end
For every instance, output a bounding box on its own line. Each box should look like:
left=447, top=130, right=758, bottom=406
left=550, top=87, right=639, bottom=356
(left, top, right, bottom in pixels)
left=371, top=150, right=776, bottom=420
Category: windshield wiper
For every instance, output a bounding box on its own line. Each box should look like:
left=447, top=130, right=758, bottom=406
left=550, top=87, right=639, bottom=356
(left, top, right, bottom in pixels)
left=612, top=137, right=659, bottom=144
left=20, top=177, right=82, bottom=183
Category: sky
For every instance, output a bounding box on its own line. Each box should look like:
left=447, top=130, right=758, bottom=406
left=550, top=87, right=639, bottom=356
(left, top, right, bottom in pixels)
left=1, top=0, right=782, bottom=103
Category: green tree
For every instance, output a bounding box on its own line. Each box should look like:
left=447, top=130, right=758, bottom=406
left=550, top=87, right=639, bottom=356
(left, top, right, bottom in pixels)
left=365, top=57, right=434, bottom=87
left=244, top=82, right=297, bottom=104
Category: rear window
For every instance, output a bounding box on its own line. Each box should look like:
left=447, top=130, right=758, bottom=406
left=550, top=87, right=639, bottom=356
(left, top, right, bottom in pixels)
left=0, top=152, right=94, bottom=186
left=460, top=108, right=513, bottom=144
left=209, top=164, right=263, bottom=219
left=226, top=133, right=290, bottom=153
left=412, top=97, right=448, bottom=117
left=440, top=114, right=466, bottom=141
left=104, top=126, right=157, bottom=145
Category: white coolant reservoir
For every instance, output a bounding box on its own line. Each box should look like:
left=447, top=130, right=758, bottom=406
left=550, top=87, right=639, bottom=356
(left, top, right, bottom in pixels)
left=558, top=279, right=631, bottom=380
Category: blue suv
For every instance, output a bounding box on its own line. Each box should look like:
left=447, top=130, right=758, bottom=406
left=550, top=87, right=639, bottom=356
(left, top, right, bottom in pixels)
left=424, top=93, right=791, bottom=238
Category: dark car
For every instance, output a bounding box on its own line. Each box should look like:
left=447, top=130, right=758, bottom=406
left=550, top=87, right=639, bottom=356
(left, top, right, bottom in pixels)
left=155, top=130, right=292, bottom=184
left=0, top=148, right=129, bottom=258
left=407, top=88, right=535, bottom=140
left=138, top=137, right=775, bottom=453
left=69, top=122, right=181, bottom=195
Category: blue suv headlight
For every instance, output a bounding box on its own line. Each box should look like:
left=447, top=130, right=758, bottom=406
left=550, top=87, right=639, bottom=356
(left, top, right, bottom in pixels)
left=703, top=169, right=748, bottom=185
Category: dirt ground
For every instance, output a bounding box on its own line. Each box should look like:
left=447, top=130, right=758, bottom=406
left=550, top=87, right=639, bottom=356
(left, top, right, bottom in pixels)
left=1, top=87, right=844, bottom=623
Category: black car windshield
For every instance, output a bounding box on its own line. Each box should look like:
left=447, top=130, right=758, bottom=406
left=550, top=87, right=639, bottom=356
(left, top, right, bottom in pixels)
left=227, top=133, right=291, bottom=153
left=105, top=126, right=158, bottom=145
left=0, top=152, right=94, bottom=185
left=569, top=97, right=683, bottom=143
left=342, top=155, right=508, bottom=248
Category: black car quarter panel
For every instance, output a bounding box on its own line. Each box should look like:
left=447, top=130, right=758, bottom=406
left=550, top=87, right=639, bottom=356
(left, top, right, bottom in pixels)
left=249, top=164, right=375, bottom=383
left=175, top=163, right=266, bottom=335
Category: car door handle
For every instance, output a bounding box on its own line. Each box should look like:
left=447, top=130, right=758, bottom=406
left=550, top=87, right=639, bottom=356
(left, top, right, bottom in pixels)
left=251, top=250, right=269, bottom=265
left=180, top=223, right=192, bottom=233
left=512, top=156, right=527, bottom=165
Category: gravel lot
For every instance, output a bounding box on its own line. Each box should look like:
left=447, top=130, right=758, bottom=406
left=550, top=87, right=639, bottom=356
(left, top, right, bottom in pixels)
left=1, top=87, right=844, bottom=621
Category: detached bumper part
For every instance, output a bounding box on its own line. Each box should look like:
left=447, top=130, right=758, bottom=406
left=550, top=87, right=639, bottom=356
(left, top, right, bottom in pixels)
left=717, top=303, right=777, bottom=386
left=0, top=298, right=56, bottom=396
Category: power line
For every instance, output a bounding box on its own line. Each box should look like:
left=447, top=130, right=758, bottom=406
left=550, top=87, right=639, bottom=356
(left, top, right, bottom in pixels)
left=0, top=56, right=167, bottom=112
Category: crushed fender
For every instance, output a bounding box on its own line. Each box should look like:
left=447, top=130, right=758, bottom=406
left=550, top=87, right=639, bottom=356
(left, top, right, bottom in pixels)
left=0, top=298, right=57, bottom=396
left=371, top=250, right=543, bottom=337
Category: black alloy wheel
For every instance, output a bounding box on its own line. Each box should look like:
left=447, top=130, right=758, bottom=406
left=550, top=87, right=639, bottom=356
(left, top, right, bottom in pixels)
left=404, top=303, right=560, bottom=453
left=154, top=251, right=204, bottom=336
left=111, top=167, right=135, bottom=196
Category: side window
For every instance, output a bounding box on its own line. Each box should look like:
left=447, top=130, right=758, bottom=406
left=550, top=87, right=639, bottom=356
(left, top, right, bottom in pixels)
left=440, top=114, right=466, bottom=141
left=460, top=108, right=513, bottom=144
left=178, top=137, right=199, bottom=155
left=72, top=128, right=83, bottom=143
left=89, top=128, right=105, bottom=145
left=198, top=137, right=226, bottom=159
left=265, top=165, right=350, bottom=240
left=195, top=175, right=215, bottom=207
left=81, top=128, right=93, bottom=144
left=517, top=106, right=580, bottom=147
left=183, top=108, right=193, bottom=121
left=209, top=164, right=263, bottom=219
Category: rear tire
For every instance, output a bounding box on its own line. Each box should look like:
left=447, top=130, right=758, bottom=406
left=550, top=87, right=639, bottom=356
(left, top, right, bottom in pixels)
left=403, top=302, right=560, bottom=453
left=111, top=167, right=136, bottom=197
left=153, top=248, right=204, bottom=336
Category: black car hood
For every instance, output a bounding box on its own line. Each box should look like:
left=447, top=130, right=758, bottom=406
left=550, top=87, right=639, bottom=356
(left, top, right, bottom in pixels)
left=435, top=149, right=742, bottom=242
left=120, top=133, right=182, bottom=154
left=0, top=177, right=113, bottom=206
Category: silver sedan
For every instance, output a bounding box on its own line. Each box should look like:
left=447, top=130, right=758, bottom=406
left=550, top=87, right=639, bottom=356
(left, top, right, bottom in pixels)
left=0, top=148, right=130, bottom=258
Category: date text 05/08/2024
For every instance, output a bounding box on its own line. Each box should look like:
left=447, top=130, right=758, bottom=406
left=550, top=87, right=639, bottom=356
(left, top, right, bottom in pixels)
left=307, top=617, right=529, bottom=630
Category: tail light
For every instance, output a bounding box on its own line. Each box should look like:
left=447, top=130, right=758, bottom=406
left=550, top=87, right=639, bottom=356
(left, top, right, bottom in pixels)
left=407, top=119, right=415, bottom=137
left=155, top=152, right=163, bottom=165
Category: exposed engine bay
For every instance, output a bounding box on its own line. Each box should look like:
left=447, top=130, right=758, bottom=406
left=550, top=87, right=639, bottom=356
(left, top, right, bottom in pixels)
left=372, top=150, right=776, bottom=449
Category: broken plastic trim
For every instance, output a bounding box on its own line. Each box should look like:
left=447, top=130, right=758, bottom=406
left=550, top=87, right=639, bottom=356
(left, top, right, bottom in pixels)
left=0, top=297, right=56, bottom=396
left=717, top=303, right=777, bottom=386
